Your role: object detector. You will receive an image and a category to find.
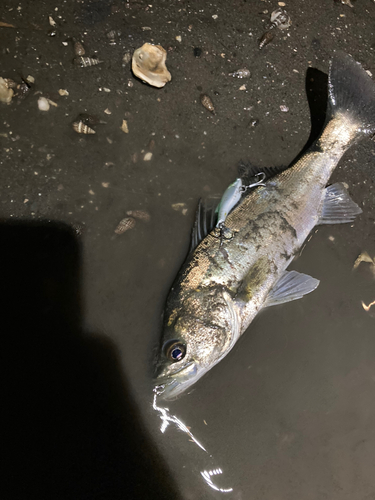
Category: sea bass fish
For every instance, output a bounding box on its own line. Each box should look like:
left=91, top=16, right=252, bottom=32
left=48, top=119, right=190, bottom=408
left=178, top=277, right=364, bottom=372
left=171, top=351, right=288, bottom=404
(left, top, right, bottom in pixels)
left=154, top=52, right=375, bottom=399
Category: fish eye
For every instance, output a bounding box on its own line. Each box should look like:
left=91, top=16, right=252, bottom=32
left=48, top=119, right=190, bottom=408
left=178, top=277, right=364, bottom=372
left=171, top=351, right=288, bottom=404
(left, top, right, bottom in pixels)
left=165, top=341, right=186, bottom=362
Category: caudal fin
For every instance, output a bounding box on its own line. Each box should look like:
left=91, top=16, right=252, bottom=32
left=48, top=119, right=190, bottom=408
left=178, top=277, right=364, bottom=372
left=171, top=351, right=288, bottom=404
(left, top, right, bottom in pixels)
left=328, top=51, right=375, bottom=135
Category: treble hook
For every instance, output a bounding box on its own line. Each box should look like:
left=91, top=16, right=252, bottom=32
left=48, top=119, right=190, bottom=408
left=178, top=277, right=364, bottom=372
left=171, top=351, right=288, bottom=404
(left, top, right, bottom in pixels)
left=240, top=172, right=266, bottom=193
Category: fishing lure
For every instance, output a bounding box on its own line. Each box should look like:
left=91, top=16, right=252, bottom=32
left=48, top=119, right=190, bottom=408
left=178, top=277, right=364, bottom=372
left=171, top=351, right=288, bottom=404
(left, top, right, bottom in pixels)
left=216, top=173, right=266, bottom=228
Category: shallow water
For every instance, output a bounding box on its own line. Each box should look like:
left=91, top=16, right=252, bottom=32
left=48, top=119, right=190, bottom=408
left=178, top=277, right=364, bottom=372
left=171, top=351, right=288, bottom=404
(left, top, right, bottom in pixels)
left=2, top=0, right=375, bottom=498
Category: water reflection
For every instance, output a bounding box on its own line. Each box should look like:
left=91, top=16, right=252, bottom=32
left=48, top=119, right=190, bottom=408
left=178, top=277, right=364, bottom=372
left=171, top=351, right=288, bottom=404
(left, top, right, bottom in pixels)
left=152, top=387, right=207, bottom=452
left=201, top=469, right=233, bottom=494
left=153, top=387, right=234, bottom=495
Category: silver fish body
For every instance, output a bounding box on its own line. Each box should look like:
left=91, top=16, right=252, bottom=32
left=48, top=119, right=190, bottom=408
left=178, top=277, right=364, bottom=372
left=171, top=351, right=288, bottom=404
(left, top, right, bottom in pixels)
left=155, top=52, right=375, bottom=399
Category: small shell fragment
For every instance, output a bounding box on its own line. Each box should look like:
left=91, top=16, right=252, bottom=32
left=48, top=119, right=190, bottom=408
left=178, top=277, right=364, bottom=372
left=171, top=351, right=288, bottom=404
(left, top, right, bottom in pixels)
left=38, top=96, right=50, bottom=111
left=200, top=93, right=215, bottom=114
left=3, top=78, right=17, bottom=89
left=144, top=152, right=153, bottom=161
left=175, top=35, right=182, bottom=42
left=114, top=217, right=136, bottom=234
left=280, top=104, right=289, bottom=112
left=122, top=52, right=132, bottom=66
left=47, top=98, right=58, bottom=107
left=25, top=75, right=35, bottom=85
left=72, top=121, right=96, bottom=134
left=106, top=30, right=119, bottom=45
left=172, top=203, right=188, bottom=214
left=228, top=68, right=251, bottom=79
left=73, top=56, right=102, bottom=67
left=0, top=21, right=16, bottom=28
left=74, top=41, right=86, bottom=56
left=132, top=43, right=171, bottom=88
left=362, top=299, right=375, bottom=318
left=48, top=16, right=56, bottom=27
left=121, top=120, right=129, bottom=133
left=0, top=77, right=14, bottom=103
left=126, top=210, right=150, bottom=222
left=353, top=251, right=375, bottom=270
left=58, top=89, right=69, bottom=96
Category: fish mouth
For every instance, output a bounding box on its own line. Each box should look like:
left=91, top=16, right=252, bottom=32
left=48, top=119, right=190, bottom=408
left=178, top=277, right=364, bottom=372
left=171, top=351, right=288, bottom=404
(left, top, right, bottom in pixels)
left=154, top=361, right=201, bottom=400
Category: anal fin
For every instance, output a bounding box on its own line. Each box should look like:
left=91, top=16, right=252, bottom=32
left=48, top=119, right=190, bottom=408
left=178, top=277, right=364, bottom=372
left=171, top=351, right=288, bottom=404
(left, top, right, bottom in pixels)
left=318, top=182, right=362, bottom=225
left=264, top=270, right=319, bottom=307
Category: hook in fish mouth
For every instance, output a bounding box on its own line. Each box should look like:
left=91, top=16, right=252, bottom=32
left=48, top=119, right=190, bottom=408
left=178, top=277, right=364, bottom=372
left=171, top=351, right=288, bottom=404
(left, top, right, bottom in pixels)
left=154, top=361, right=201, bottom=400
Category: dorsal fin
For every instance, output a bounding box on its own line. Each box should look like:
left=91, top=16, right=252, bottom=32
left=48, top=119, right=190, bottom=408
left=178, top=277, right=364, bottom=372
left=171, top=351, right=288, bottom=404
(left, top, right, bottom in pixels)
left=237, top=160, right=288, bottom=186
left=189, top=198, right=219, bottom=254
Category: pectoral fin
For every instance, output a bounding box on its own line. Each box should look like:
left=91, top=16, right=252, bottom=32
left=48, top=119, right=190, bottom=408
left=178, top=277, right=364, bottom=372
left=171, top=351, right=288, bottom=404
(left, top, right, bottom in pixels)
left=317, top=182, right=362, bottom=225
left=264, top=270, right=320, bottom=307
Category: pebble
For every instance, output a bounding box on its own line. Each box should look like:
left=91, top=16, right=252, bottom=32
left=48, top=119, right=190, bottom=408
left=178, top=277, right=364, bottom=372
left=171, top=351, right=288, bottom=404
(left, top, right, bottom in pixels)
left=38, top=97, right=50, bottom=111
left=144, top=152, right=153, bottom=161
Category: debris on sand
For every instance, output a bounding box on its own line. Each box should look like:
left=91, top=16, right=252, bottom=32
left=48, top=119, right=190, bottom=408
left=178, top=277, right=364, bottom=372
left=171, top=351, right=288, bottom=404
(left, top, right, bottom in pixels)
left=0, top=77, right=14, bottom=103
left=228, top=68, right=251, bottom=79
left=132, top=43, right=171, bottom=88
left=200, top=93, right=215, bottom=114
left=72, top=121, right=96, bottom=134
left=353, top=251, right=375, bottom=277
left=258, top=8, right=291, bottom=49
left=0, top=21, right=16, bottom=28
left=73, top=56, right=102, bottom=67
left=73, top=41, right=86, bottom=56
left=126, top=210, right=150, bottom=222
left=115, top=217, right=136, bottom=234
left=121, top=119, right=129, bottom=133
left=37, top=96, right=50, bottom=111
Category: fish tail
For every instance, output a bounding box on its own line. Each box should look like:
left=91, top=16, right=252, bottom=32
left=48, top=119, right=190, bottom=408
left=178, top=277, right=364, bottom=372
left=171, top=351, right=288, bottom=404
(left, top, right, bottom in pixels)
left=328, top=51, right=375, bottom=135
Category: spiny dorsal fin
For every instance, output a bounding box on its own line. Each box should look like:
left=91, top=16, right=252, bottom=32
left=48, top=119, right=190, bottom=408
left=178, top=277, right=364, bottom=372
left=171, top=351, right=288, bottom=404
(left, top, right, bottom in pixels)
left=189, top=198, right=218, bottom=254
left=237, top=160, right=288, bottom=186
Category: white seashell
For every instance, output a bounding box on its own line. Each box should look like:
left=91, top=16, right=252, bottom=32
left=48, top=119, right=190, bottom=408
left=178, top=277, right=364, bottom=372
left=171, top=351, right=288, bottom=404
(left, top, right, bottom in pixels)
left=143, top=152, right=153, bottom=161
left=132, top=43, right=171, bottom=88
left=38, top=96, right=50, bottom=111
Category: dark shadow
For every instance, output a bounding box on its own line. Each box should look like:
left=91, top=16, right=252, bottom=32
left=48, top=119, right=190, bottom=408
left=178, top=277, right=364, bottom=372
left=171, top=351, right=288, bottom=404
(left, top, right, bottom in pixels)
left=301, top=67, right=329, bottom=154
left=1, top=221, right=180, bottom=500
